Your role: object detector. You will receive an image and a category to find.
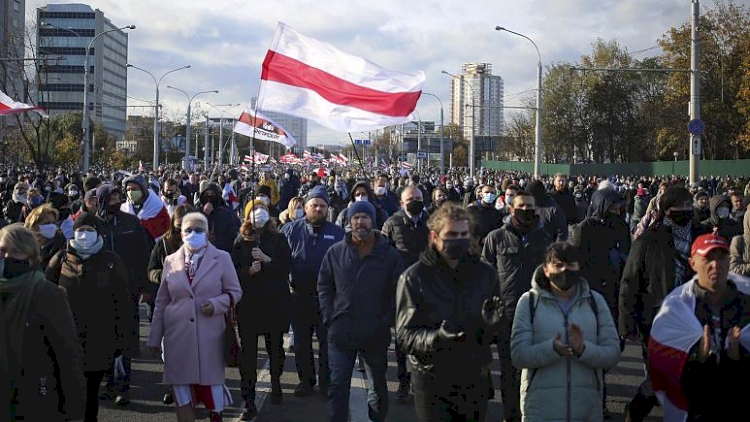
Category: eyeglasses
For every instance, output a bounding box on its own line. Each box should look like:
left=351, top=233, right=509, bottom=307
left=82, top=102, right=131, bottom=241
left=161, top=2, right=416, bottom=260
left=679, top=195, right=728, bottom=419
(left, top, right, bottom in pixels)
left=182, top=227, right=206, bottom=234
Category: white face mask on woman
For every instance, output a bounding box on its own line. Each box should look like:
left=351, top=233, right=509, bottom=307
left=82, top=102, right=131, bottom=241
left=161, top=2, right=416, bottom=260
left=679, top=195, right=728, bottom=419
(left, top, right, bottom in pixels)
left=74, top=230, right=97, bottom=248
left=252, top=208, right=270, bottom=227
left=38, top=224, right=58, bottom=240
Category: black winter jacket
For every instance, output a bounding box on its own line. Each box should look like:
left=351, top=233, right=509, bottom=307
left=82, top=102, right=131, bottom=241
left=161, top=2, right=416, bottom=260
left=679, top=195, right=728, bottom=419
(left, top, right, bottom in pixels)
left=396, top=247, right=500, bottom=383
left=381, top=209, right=430, bottom=268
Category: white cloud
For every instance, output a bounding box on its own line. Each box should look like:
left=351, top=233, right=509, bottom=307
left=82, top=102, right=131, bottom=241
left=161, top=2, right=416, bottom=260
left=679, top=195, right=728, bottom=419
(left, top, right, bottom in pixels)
left=29, top=0, right=712, bottom=147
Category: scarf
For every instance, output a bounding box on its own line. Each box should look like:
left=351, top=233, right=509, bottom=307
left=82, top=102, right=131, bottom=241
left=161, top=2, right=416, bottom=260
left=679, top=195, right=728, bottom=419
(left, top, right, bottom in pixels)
left=663, top=217, right=692, bottom=287
left=0, top=270, right=48, bottom=420
left=68, top=234, right=104, bottom=260
left=183, top=246, right=207, bottom=283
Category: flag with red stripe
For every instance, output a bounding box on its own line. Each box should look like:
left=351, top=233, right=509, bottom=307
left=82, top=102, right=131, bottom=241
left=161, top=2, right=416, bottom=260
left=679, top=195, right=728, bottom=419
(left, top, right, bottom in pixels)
left=0, top=89, right=47, bottom=117
left=648, top=275, right=750, bottom=422
left=257, top=22, right=425, bottom=133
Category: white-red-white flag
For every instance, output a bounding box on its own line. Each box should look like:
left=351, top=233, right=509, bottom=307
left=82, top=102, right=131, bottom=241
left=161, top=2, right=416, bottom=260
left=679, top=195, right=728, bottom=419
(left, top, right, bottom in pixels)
left=0, top=89, right=47, bottom=117
left=648, top=275, right=750, bottom=422
left=257, top=22, right=425, bottom=133
left=234, top=107, right=297, bottom=148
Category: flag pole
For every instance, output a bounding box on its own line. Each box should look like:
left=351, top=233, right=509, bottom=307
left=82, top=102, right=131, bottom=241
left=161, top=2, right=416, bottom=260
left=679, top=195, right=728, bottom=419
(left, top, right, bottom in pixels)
left=348, top=133, right=369, bottom=178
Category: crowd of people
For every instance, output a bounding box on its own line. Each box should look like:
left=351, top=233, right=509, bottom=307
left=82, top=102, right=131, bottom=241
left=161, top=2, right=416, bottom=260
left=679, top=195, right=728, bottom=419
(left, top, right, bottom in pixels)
left=1, top=162, right=749, bottom=422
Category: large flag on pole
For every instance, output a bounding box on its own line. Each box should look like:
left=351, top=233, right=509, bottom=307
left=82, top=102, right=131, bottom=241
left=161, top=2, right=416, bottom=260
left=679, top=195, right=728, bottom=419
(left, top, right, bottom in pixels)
left=648, top=275, right=750, bottom=422
left=234, top=107, right=297, bottom=148
left=0, top=89, right=47, bottom=116
left=257, top=22, right=425, bottom=133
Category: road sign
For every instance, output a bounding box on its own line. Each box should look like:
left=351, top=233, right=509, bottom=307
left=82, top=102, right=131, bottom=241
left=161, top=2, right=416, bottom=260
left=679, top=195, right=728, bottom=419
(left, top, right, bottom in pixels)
left=688, top=118, right=705, bottom=136
left=692, top=138, right=701, bottom=155
left=354, top=139, right=362, bottom=145
left=416, top=151, right=427, bottom=159
left=364, top=140, right=371, bottom=145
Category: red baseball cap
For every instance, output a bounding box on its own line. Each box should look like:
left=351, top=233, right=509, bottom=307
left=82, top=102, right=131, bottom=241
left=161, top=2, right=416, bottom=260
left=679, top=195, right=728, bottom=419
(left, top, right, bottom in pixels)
left=691, top=233, right=729, bottom=257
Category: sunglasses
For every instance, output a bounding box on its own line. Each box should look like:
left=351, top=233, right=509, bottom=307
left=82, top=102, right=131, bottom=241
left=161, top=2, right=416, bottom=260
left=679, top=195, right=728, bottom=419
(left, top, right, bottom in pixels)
left=182, top=227, right=206, bottom=234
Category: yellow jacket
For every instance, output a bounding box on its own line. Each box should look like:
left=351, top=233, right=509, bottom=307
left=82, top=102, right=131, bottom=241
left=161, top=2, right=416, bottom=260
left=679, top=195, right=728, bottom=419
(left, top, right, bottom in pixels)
left=260, top=179, right=280, bottom=206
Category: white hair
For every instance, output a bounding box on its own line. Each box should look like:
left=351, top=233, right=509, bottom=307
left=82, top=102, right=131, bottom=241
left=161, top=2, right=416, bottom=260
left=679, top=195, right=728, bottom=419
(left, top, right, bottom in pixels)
left=181, top=212, right=208, bottom=231
left=598, top=180, right=614, bottom=191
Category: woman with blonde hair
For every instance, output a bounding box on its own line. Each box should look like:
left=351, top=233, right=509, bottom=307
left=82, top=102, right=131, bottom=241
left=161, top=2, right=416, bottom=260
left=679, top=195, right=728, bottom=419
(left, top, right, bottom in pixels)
left=24, top=204, right=66, bottom=268
left=278, top=196, right=304, bottom=227
left=148, top=212, right=242, bottom=422
left=0, top=224, right=86, bottom=421
left=232, top=200, right=291, bottom=420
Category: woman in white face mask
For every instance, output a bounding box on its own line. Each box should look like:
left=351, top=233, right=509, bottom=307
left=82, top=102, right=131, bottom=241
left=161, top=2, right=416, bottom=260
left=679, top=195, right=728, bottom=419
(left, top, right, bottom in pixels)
left=230, top=200, right=292, bottom=419
left=147, top=212, right=242, bottom=422
left=24, top=204, right=66, bottom=268
left=45, top=212, right=132, bottom=422
left=279, top=196, right=304, bottom=227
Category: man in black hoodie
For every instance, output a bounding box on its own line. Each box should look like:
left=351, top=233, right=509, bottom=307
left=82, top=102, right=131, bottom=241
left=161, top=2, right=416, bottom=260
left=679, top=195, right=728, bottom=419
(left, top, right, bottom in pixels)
left=198, top=183, right=240, bottom=252
left=699, top=195, right=742, bottom=243
left=526, top=180, right=568, bottom=241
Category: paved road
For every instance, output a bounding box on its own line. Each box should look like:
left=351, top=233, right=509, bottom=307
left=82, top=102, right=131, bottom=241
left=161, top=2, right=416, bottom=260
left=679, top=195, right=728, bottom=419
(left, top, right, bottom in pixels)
left=99, top=307, right=663, bottom=421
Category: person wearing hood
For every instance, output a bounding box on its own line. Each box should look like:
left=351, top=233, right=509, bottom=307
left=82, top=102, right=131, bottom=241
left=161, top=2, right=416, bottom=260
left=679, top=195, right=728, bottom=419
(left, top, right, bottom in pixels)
left=334, top=182, right=389, bottom=231
left=729, top=211, right=750, bottom=276
left=121, top=174, right=171, bottom=241
left=2, top=182, right=29, bottom=225
left=481, top=190, right=552, bottom=422
left=526, top=180, right=568, bottom=242
left=278, top=168, right=300, bottom=211
left=94, top=183, right=151, bottom=406
left=199, top=183, right=240, bottom=253
left=318, top=200, right=404, bottom=422
left=161, top=179, right=188, bottom=217
left=231, top=199, right=291, bottom=419
left=699, top=195, right=742, bottom=243
left=511, top=242, right=620, bottom=421
left=397, top=203, right=503, bottom=421
left=693, top=190, right=710, bottom=224
left=46, top=212, right=131, bottom=422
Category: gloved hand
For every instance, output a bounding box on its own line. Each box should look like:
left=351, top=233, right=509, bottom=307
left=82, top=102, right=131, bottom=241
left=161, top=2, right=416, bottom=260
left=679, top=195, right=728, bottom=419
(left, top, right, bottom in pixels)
left=481, top=296, right=504, bottom=328
left=436, top=320, right=465, bottom=343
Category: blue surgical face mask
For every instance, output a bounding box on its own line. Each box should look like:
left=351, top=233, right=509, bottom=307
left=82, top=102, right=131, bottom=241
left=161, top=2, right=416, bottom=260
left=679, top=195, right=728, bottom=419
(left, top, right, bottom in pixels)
left=483, top=192, right=496, bottom=204
left=183, top=231, right=207, bottom=250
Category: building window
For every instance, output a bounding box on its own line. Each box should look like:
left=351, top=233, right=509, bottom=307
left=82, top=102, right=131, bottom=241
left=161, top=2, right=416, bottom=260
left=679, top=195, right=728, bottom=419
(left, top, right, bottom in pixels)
left=39, top=11, right=96, bottom=19
left=39, top=83, right=92, bottom=92
left=39, top=28, right=95, bottom=37
left=41, top=65, right=93, bottom=74
left=38, top=47, right=93, bottom=56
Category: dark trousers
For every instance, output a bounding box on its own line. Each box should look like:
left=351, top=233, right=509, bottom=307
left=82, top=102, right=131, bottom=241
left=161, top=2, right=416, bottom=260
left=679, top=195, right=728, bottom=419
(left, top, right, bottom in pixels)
left=291, top=293, right=329, bottom=388
left=85, top=370, right=107, bottom=422
left=412, top=372, right=489, bottom=422
left=396, top=346, right=410, bottom=384
left=238, top=327, right=285, bottom=401
left=627, top=322, right=658, bottom=421
left=328, top=339, right=389, bottom=422
left=496, top=330, right=521, bottom=422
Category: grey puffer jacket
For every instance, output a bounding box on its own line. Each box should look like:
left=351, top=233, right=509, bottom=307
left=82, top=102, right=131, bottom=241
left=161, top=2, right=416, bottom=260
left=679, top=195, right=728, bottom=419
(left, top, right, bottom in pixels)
left=511, top=266, right=620, bottom=422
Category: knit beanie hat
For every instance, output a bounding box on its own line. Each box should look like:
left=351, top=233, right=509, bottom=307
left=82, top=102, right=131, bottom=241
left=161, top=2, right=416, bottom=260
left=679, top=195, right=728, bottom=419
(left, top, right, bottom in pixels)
left=305, top=185, right=329, bottom=205
left=74, top=212, right=102, bottom=233
left=347, top=201, right=376, bottom=224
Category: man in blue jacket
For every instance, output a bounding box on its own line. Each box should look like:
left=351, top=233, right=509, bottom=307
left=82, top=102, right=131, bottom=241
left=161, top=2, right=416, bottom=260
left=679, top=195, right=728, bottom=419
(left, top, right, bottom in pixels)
left=318, top=200, right=404, bottom=422
left=281, top=185, right=345, bottom=397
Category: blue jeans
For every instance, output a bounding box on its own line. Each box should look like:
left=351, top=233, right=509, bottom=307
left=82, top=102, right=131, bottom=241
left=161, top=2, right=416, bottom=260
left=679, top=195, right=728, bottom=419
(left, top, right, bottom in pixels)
left=327, top=340, right=389, bottom=422
left=106, top=356, right=131, bottom=393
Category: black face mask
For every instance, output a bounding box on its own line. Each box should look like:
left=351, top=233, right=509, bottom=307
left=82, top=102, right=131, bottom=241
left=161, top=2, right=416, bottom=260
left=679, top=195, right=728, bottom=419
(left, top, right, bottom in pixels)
left=549, top=270, right=579, bottom=291
left=441, top=238, right=470, bottom=260
left=105, top=202, right=120, bottom=214
left=406, top=200, right=424, bottom=216
left=668, top=210, right=693, bottom=227
left=514, top=209, right=538, bottom=228
left=2, top=258, right=34, bottom=279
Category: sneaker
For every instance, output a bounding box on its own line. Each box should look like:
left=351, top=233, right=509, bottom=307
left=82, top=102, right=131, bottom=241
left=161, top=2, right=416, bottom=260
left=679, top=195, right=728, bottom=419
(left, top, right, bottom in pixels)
left=210, top=411, right=223, bottom=422
left=163, top=390, right=174, bottom=405
left=293, top=383, right=314, bottom=397
left=240, top=401, right=258, bottom=421
left=99, top=386, right=115, bottom=401
left=396, top=381, right=410, bottom=403
left=114, top=392, right=130, bottom=406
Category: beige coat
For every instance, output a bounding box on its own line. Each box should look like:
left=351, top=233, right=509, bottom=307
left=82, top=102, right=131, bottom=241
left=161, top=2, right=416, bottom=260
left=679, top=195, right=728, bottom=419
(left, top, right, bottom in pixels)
left=730, top=211, right=750, bottom=277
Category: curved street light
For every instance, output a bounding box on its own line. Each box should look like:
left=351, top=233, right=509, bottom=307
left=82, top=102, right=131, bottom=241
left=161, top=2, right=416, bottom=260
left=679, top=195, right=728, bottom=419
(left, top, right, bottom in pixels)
left=126, top=64, right=191, bottom=171
left=166, top=86, right=218, bottom=170
left=79, top=24, right=135, bottom=173
left=495, top=26, right=543, bottom=179
left=204, top=103, right=241, bottom=167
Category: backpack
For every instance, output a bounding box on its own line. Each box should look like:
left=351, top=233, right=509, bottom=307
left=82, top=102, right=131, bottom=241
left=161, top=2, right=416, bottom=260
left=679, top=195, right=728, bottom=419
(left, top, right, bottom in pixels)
left=528, top=290, right=600, bottom=336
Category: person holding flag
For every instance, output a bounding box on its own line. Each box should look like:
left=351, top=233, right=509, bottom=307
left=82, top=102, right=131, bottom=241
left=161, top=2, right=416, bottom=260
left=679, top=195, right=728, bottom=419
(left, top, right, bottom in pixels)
left=648, top=232, right=750, bottom=421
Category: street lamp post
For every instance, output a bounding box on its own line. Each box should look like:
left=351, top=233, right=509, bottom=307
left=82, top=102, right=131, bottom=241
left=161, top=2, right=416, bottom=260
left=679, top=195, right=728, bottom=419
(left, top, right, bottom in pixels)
left=204, top=103, right=240, bottom=169
left=421, top=92, right=445, bottom=174
left=126, top=64, right=191, bottom=171
left=166, top=86, right=218, bottom=170
left=442, top=70, right=476, bottom=177
left=495, top=26, right=543, bottom=179
left=76, top=24, right=135, bottom=173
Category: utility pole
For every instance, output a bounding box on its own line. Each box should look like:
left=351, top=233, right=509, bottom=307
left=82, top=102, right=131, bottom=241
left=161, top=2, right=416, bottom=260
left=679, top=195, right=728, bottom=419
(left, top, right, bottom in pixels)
left=689, top=0, right=701, bottom=184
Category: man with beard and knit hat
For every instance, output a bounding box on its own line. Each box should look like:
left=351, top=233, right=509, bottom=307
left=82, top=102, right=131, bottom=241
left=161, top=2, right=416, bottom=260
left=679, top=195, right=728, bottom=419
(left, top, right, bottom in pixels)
left=318, top=200, right=404, bottom=422
left=94, top=183, right=152, bottom=406
left=526, top=180, right=568, bottom=242
left=281, top=185, right=345, bottom=398
left=481, top=190, right=552, bottom=422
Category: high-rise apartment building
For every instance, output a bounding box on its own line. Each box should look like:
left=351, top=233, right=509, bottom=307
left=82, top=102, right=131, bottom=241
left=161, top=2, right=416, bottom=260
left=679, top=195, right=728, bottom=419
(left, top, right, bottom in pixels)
left=36, top=4, right=129, bottom=139
left=448, top=62, right=504, bottom=140
left=1, top=0, right=26, bottom=132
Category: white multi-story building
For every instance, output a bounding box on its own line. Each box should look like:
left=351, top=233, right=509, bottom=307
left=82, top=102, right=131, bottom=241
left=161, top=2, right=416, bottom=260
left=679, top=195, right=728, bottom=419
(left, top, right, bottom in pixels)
left=448, top=62, right=504, bottom=140
left=36, top=4, right=129, bottom=139
left=1, top=0, right=26, bottom=133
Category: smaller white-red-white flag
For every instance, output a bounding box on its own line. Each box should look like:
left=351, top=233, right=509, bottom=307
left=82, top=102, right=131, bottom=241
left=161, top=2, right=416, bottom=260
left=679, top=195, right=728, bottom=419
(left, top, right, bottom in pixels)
left=0, top=89, right=47, bottom=117
left=234, top=107, right=297, bottom=148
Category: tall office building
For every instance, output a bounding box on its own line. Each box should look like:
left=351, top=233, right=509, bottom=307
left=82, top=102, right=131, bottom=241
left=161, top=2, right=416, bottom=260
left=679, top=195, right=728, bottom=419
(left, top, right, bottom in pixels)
left=36, top=4, right=129, bottom=139
left=448, top=62, right=504, bottom=140
left=251, top=97, right=308, bottom=153
left=1, top=0, right=26, bottom=131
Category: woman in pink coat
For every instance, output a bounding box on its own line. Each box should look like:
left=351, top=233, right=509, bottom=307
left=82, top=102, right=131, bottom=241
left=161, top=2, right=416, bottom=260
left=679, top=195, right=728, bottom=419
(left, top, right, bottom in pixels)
left=147, top=212, right=242, bottom=422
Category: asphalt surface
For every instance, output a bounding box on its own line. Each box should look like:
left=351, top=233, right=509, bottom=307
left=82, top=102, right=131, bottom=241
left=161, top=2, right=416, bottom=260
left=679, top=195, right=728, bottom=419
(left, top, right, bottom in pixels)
left=98, top=306, right=663, bottom=421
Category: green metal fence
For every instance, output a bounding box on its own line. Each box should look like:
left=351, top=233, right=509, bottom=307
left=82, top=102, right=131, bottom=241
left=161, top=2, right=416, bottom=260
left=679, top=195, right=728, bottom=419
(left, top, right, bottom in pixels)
left=482, top=159, right=750, bottom=177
